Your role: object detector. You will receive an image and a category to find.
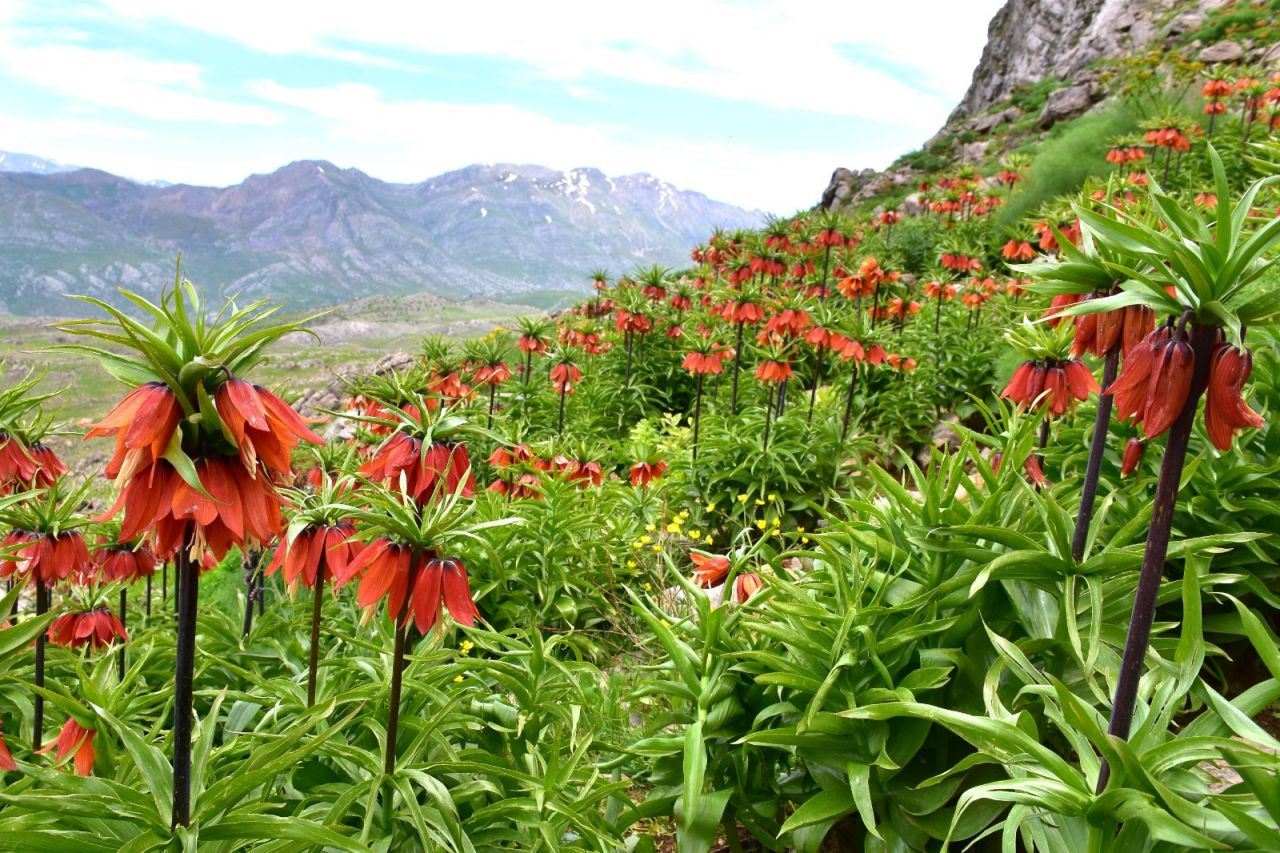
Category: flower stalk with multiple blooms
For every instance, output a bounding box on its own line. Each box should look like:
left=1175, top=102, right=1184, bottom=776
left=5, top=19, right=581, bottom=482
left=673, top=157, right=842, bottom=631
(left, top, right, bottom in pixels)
left=322, top=393, right=507, bottom=774
left=61, top=268, right=320, bottom=827
left=265, top=473, right=362, bottom=706
left=0, top=483, right=93, bottom=751
left=1047, top=151, right=1279, bottom=787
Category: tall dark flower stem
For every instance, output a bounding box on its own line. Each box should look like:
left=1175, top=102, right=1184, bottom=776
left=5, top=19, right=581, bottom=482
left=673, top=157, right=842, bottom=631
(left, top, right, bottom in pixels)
left=807, top=348, right=825, bottom=422
left=624, top=333, right=634, bottom=387
left=486, top=384, right=497, bottom=430
left=384, top=552, right=423, bottom=775
left=1071, top=348, right=1120, bottom=563
left=306, top=553, right=327, bottom=706
left=933, top=294, right=944, bottom=336
left=523, top=350, right=532, bottom=388
left=162, top=561, right=168, bottom=607
left=33, top=577, right=47, bottom=750
left=841, top=365, right=860, bottom=441
left=556, top=389, right=567, bottom=436
left=761, top=393, right=775, bottom=452
left=172, top=542, right=199, bottom=828
left=242, top=560, right=256, bottom=637
left=1098, top=321, right=1217, bottom=791
left=118, top=588, right=127, bottom=682
left=145, top=574, right=152, bottom=618
left=775, top=379, right=787, bottom=417
left=173, top=556, right=181, bottom=616
left=691, top=373, right=704, bottom=462
left=818, top=246, right=831, bottom=301
left=730, top=322, right=745, bottom=414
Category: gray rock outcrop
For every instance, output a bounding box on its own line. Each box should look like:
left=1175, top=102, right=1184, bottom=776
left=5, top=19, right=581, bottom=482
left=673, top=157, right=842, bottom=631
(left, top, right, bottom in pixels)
left=952, top=0, right=1229, bottom=120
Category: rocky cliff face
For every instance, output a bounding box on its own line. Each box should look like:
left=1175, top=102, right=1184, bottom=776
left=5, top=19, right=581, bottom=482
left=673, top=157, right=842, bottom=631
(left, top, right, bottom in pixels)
left=953, top=0, right=1226, bottom=119
left=819, top=0, right=1243, bottom=209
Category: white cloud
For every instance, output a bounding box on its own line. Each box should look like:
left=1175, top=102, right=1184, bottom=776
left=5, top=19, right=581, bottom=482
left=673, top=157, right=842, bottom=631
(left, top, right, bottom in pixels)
left=96, top=0, right=1003, bottom=125
left=0, top=0, right=1007, bottom=209
left=0, top=28, right=282, bottom=124
left=0, top=112, right=148, bottom=145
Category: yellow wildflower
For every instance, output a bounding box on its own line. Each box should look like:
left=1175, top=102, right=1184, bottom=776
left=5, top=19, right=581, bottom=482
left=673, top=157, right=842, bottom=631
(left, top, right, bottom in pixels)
left=755, top=519, right=767, bottom=531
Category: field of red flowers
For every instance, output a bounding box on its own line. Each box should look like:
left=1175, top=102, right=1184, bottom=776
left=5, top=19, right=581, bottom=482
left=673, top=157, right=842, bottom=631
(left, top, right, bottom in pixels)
left=1, top=73, right=1280, bottom=851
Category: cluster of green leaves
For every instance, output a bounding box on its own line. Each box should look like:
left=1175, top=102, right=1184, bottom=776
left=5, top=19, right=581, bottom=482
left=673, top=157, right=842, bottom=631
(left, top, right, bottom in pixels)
left=623, top=384, right=1280, bottom=849
left=0, top=573, right=638, bottom=850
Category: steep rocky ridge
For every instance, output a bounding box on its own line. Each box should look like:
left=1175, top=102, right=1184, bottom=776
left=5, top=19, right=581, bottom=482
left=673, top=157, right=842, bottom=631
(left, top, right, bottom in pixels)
left=819, top=0, right=1257, bottom=210
left=954, top=0, right=1227, bottom=119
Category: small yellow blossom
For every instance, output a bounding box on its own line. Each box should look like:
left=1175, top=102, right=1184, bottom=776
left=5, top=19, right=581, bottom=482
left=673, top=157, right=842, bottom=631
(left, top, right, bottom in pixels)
left=645, top=523, right=657, bottom=533
left=755, top=519, right=767, bottom=531
left=801, top=536, right=811, bottom=544
left=640, top=535, right=652, bottom=545
left=678, top=510, right=689, bottom=520
left=754, top=498, right=765, bottom=506
left=706, top=502, right=717, bottom=512
left=632, top=541, right=644, bottom=550
left=453, top=675, right=464, bottom=683
left=666, top=522, right=682, bottom=534
left=460, top=640, right=474, bottom=654
left=643, top=582, right=652, bottom=590
left=767, top=493, right=777, bottom=503
left=772, top=517, right=781, bottom=527
left=651, top=544, right=662, bottom=552
left=688, top=530, right=701, bottom=539
left=797, top=526, right=806, bottom=533
left=737, top=493, right=748, bottom=503
left=704, top=533, right=714, bottom=542
left=627, top=559, right=637, bottom=568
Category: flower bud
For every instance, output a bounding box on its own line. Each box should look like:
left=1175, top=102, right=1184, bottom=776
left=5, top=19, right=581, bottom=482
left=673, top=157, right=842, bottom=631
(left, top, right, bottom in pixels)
left=1121, top=438, right=1145, bottom=477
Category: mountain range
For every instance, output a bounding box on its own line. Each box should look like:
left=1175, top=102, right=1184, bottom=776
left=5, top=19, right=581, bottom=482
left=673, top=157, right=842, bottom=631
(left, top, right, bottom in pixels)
left=0, top=154, right=762, bottom=315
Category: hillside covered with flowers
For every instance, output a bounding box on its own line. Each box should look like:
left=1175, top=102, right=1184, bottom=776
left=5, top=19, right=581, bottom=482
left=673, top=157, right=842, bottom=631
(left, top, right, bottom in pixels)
left=1, top=2, right=1280, bottom=851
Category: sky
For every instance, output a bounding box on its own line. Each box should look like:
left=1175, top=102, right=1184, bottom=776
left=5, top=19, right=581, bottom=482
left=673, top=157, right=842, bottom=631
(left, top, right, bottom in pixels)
left=0, top=0, right=1006, bottom=213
